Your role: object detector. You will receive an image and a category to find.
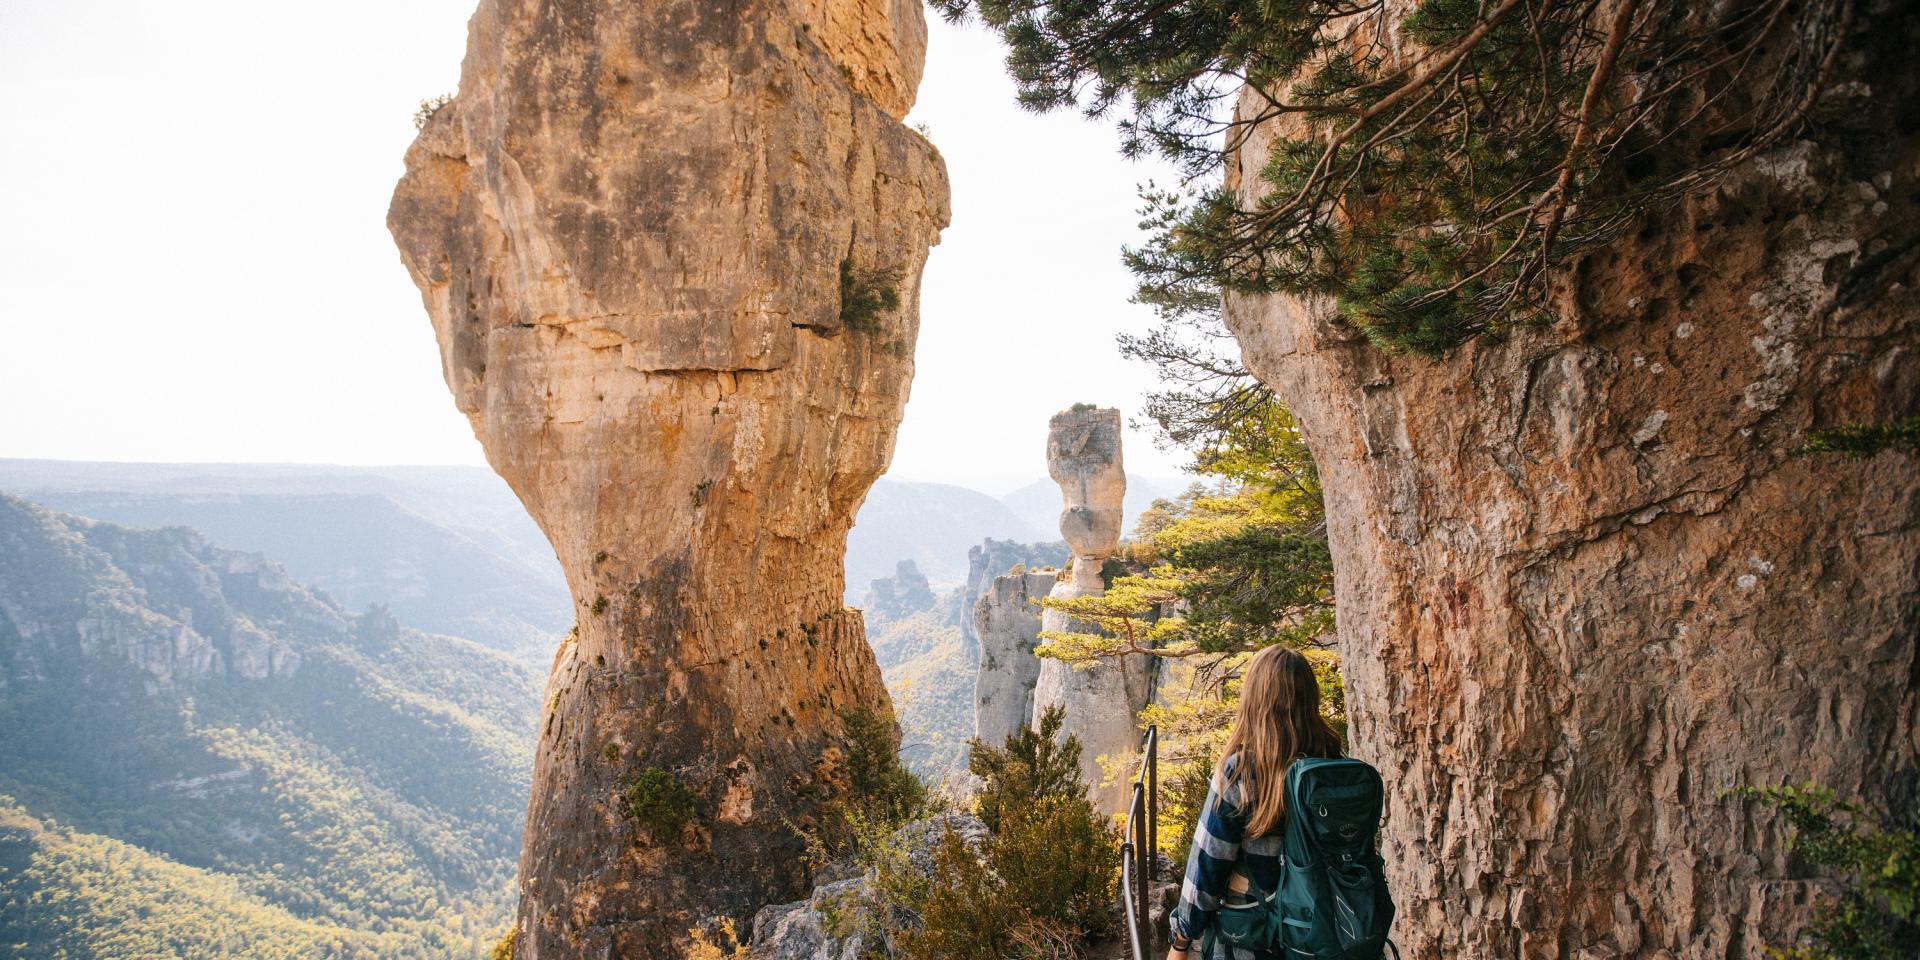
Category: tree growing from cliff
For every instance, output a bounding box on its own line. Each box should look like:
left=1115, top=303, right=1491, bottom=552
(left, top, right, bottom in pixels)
left=1736, top=784, right=1920, bottom=960
left=1038, top=399, right=1332, bottom=665
left=934, top=0, right=1856, bottom=354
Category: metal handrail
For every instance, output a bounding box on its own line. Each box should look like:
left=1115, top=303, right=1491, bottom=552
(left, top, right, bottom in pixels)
left=1119, top=724, right=1159, bottom=960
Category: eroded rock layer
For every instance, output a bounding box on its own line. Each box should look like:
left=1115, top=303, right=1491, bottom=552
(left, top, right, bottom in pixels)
left=388, top=0, right=948, bottom=954
left=1223, top=20, right=1920, bottom=958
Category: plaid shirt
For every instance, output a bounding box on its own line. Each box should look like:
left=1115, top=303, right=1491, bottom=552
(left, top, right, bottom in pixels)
left=1169, top=754, right=1286, bottom=959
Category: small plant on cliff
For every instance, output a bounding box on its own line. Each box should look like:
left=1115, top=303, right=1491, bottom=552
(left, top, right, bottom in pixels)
left=413, top=93, right=453, bottom=130
left=625, top=766, right=696, bottom=842
left=1798, top=416, right=1920, bottom=459
left=1740, top=784, right=1920, bottom=957
left=839, top=259, right=902, bottom=333
left=1736, top=784, right=1920, bottom=960
left=686, top=918, right=751, bottom=960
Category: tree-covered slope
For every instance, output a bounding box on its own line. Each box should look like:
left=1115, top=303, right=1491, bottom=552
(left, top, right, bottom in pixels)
left=0, top=494, right=542, bottom=958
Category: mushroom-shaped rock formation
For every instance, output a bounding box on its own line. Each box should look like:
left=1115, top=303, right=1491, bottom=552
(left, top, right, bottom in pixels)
left=386, top=0, right=949, bottom=954
left=1030, top=406, right=1154, bottom=813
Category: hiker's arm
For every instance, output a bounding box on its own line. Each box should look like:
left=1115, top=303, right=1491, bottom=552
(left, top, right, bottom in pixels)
left=1168, top=775, right=1244, bottom=948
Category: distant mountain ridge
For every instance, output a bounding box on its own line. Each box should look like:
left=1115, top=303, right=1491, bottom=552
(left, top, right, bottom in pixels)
left=0, top=493, right=540, bottom=958
left=845, top=478, right=1046, bottom=592
left=0, top=460, right=569, bottom=658
left=0, top=460, right=1101, bottom=636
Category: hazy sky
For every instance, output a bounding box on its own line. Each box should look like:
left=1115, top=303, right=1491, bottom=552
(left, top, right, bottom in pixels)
left=0, top=1, right=1190, bottom=494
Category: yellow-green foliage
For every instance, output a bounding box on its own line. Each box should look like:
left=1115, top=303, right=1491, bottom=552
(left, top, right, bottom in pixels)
left=839, top=260, right=902, bottom=332
left=1736, top=784, right=1920, bottom=960
left=0, top=797, right=476, bottom=959
left=491, top=927, right=517, bottom=960
left=685, top=918, right=752, bottom=960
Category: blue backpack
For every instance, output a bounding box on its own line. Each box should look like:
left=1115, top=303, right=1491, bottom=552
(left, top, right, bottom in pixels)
left=1205, top=756, right=1396, bottom=959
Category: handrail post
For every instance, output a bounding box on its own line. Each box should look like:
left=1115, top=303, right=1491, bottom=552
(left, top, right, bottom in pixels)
left=1123, top=725, right=1161, bottom=959
left=1134, top=780, right=1148, bottom=950
left=1146, top=725, right=1158, bottom=884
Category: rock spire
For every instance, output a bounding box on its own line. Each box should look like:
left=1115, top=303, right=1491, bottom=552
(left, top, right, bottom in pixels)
left=386, top=0, right=949, bottom=954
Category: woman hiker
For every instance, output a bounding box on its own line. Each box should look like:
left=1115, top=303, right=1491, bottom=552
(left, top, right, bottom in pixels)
left=1166, top=645, right=1345, bottom=959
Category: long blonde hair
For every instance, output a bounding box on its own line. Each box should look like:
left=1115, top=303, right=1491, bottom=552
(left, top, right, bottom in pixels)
left=1215, top=645, right=1344, bottom=837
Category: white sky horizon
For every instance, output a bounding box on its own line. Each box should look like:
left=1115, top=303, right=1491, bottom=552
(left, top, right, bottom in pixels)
left=0, top=1, right=1197, bottom=495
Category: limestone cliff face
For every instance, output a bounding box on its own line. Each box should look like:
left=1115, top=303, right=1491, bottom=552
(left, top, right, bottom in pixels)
left=1031, top=406, right=1155, bottom=813
left=1223, top=23, right=1920, bottom=958
left=386, top=0, right=948, bottom=954
left=959, top=538, right=1068, bottom=661
left=972, top=568, right=1059, bottom=747
left=0, top=495, right=307, bottom=694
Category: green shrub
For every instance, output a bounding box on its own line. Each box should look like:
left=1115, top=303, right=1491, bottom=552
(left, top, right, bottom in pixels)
left=897, top=828, right=1007, bottom=959
left=839, top=260, right=902, bottom=332
left=892, top=709, right=1119, bottom=958
left=413, top=94, right=452, bottom=130
left=1798, top=416, right=1920, bottom=459
left=993, top=794, right=1120, bottom=937
left=967, top=706, right=1082, bottom=833
left=491, top=927, right=516, bottom=960
left=841, top=707, right=928, bottom=826
left=625, top=767, right=695, bottom=842
left=1737, top=783, right=1920, bottom=959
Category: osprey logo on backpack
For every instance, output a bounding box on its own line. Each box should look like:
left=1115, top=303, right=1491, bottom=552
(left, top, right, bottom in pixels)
left=1207, top=757, right=1397, bottom=959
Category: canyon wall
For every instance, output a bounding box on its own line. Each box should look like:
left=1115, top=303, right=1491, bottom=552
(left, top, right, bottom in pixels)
left=1223, top=14, right=1920, bottom=958
left=972, top=566, right=1060, bottom=747
left=387, top=0, right=948, bottom=954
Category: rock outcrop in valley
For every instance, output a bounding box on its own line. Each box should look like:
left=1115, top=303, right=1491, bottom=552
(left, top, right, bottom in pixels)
left=971, top=566, right=1060, bottom=748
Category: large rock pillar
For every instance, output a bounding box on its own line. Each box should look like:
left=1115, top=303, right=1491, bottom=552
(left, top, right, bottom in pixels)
left=386, top=0, right=948, bottom=955
left=1031, top=406, right=1154, bottom=813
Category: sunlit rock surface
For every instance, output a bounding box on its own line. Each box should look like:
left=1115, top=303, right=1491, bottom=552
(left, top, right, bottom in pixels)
left=971, top=567, right=1059, bottom=748
left=387, top=0, right=948, bottom=953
